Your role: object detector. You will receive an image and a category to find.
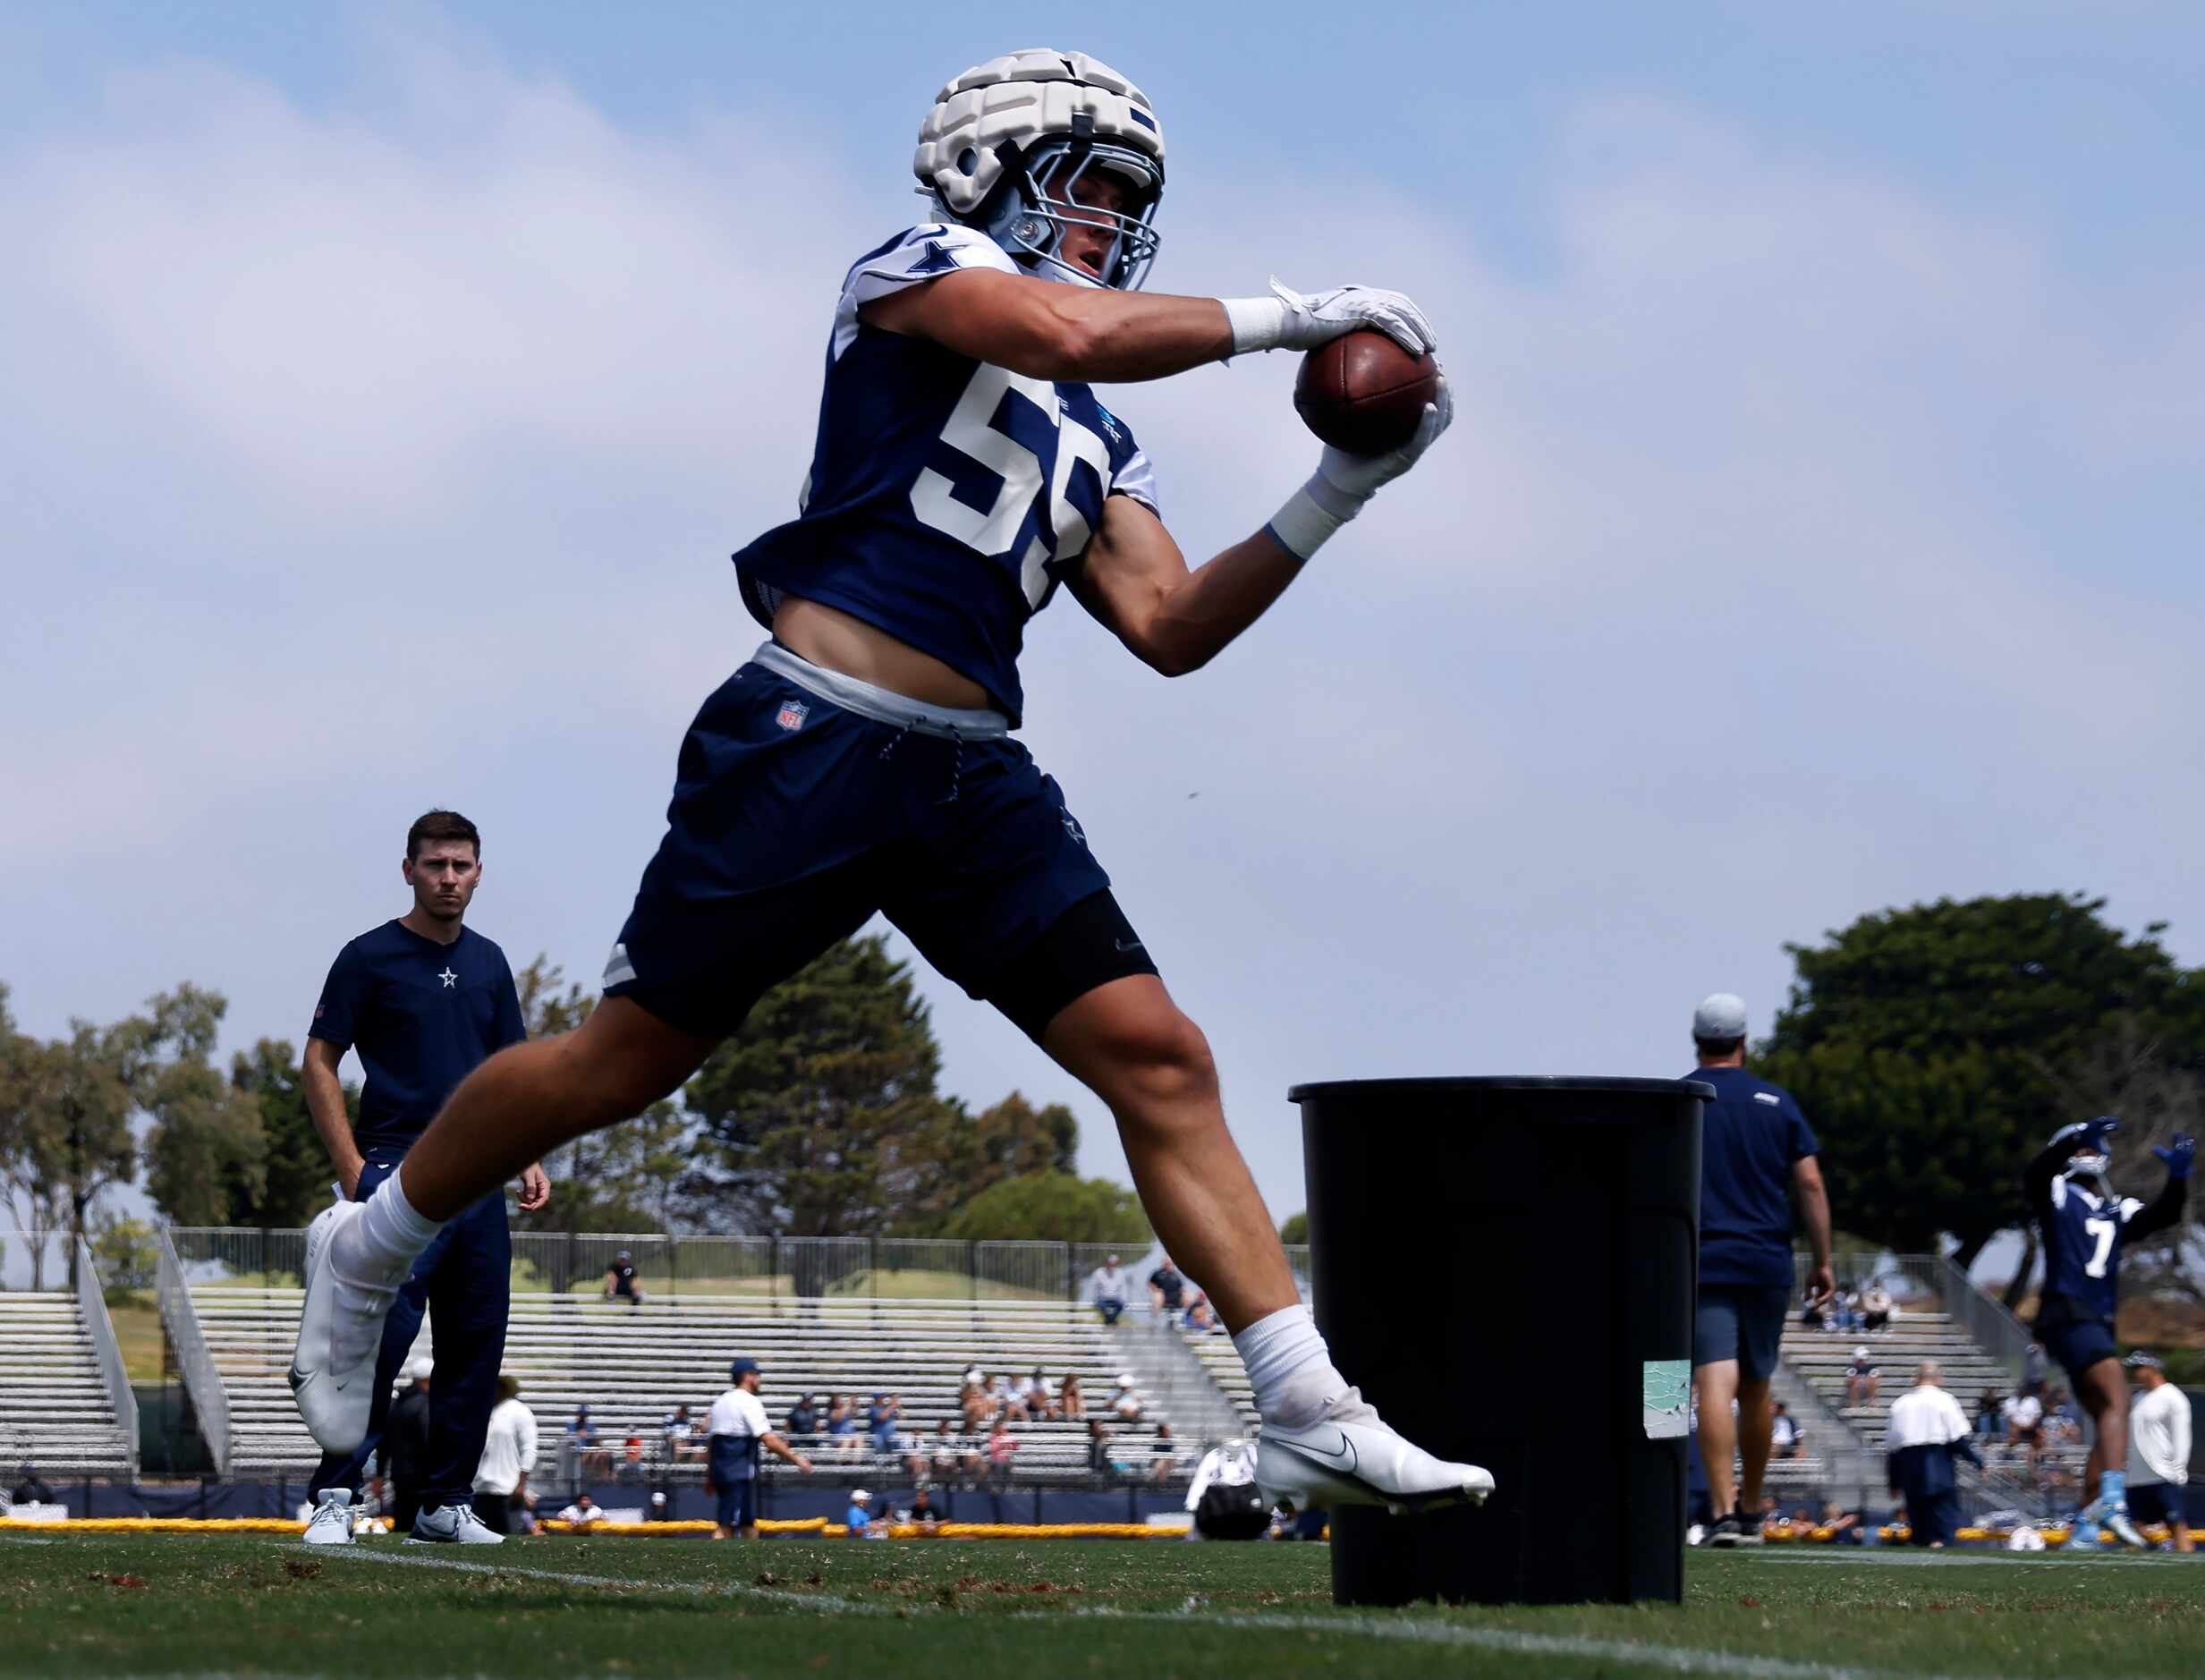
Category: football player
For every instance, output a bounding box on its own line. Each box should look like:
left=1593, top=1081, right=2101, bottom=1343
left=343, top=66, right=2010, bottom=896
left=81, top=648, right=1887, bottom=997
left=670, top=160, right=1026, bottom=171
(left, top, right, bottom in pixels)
left=2023, top=1116, right=2192, bottom=1548
left=290, top=47, right=1486, bottom=1519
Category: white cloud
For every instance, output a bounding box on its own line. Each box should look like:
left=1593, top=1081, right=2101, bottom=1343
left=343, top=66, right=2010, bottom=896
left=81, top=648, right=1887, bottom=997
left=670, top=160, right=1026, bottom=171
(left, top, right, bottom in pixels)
left=4, top=49, right=2201, bottom=1233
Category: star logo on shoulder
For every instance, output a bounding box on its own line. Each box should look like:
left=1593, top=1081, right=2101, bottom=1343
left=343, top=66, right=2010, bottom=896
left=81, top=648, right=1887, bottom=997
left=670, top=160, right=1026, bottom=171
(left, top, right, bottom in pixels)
left=437, top=967, right=458, bottom=988
left=907, top=238, right=963, bottom=276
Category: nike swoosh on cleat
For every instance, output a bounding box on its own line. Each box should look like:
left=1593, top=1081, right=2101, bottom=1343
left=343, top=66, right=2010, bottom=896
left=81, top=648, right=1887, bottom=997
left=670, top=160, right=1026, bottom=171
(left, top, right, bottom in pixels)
left=1281, top=1431, right=1358, bottom=1475
left=287, top=1365, right=307, bottom=1394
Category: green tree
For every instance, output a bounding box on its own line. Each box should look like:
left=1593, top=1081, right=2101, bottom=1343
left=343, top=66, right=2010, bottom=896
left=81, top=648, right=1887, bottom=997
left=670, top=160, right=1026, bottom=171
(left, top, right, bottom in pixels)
left=91, top=1213, right=160, bottom=1297
left=683, top=937, right=966, bottom=1235
left=939, top=1171, right=1150, bottom=1244
left=228, top=1038, right=353, bottom=1227
left=890, top=1090, right=1081, bottom=1235
left=138, top=987, right=267, bottom=1227
left=1278, top=1210, right=1309, bottom=1245
left=1759, top=893, right=2205, bottom=1271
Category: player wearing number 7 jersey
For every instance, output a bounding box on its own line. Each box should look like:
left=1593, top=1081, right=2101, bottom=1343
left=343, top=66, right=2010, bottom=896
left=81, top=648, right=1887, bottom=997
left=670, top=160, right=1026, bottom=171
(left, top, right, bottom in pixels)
left=287, top=48, right=1488, bottom=1522
left=2023, top=1117, right=2191, bottom=1547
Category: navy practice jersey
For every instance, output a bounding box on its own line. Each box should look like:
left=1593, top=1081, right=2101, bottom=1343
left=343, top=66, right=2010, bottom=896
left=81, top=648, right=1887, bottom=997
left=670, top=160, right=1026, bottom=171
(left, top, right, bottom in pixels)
left=1691, top=1065, right=1820, bottom=1287
left=733, top=224, right=1160, bottom=724
left=2031, top=1170, right=2150, bottom=1324
left=309, top=921, right=526, bottom=1151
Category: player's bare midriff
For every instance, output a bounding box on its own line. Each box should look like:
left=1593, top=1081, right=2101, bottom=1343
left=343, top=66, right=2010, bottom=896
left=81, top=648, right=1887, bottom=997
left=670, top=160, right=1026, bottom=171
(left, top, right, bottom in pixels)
left=771, top=596, right=996, bottom=712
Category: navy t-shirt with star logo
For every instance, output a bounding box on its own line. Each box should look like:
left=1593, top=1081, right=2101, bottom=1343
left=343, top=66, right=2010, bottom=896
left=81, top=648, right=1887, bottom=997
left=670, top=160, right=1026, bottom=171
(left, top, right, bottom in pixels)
left=310, top=920, right=526, bottom=1151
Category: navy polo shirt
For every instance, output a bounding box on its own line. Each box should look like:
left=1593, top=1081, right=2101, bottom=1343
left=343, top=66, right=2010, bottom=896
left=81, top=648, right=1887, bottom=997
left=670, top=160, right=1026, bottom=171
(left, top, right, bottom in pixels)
left=310, top=920, right=526, bottom=1151
left=1690, top=1065, right=1819, bottom=1287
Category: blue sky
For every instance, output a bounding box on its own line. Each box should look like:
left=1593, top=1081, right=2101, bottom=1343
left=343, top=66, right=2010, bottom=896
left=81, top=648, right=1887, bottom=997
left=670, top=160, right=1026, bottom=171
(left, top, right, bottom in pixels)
left=4, top=4, right=2202, bottom=1247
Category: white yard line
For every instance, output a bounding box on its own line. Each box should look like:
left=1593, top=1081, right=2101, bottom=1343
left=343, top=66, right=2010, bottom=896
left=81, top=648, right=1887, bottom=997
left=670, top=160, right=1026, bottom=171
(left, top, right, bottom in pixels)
left=329, top=1547, right=1907, bottom=1678
left=1751, top=1548, right=2198, bottom=1568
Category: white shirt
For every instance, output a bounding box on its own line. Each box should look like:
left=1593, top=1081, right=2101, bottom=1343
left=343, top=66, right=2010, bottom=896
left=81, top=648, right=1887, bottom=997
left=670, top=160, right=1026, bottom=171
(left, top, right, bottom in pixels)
left=473, top=1398, right=539, bottom=1495
left=1089, top=1265, right=1127, bottom=1301
left=2003, top=1394, right=2042, bottom=1430
left=1887, top=1384, right=1972, bottom=1452
left=2129, top=1382, right=2193, bottom=1487
left=557, top=1502, right=602, bottom=1524
left=708, top=1386, right=771, bottom=1438
left=1184, top=1440, right=1259, bottom=1512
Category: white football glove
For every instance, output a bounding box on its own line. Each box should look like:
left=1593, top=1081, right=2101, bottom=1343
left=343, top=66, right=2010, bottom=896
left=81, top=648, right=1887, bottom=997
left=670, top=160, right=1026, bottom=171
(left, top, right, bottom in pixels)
left=1267, top=371, right=1453, bottom=561
left=1222, top=280, right=1437, bottom=358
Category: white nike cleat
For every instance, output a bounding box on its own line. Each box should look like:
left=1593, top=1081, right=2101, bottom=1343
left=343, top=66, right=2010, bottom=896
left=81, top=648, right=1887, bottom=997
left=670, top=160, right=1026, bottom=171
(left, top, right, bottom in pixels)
left=408, top=1504, right=505, bottom=1545
left=288, top=1198, right=403, bottom=1455
left=2104, top=1502, right=2148, bottom=1549
left=1256, top=1387, right=1495, bottom=1516
left=301, top=1487, right=356, bottom=1546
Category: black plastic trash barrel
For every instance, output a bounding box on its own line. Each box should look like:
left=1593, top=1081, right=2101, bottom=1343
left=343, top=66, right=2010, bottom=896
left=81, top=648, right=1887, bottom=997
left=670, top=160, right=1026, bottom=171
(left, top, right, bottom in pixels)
left=1290, top=1076, right=1709, bottom=1606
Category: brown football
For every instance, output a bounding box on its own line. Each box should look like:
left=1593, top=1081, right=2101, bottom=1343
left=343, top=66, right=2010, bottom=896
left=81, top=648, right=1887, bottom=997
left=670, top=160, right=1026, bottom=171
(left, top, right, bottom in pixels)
left=1293, top=329, right=1440, bottom=455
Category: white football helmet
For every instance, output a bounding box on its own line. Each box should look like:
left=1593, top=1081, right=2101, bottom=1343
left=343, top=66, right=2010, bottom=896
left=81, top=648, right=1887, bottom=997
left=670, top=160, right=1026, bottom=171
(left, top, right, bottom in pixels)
left=914, top=48, right=1166, bottom=291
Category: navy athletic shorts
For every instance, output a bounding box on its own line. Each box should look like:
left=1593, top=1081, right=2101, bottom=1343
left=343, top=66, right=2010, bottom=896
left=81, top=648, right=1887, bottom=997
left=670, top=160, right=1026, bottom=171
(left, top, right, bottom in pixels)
left=2039, top=1314, right=2119, bottom=1384
left=2127, top=1481, right=2184, bottom=1527
left=1693, top=1283, right=1792, bottom=1381
left=605, top=643, right=1157, bottom=1042
left=715, top=1477, right=757, bottom=1532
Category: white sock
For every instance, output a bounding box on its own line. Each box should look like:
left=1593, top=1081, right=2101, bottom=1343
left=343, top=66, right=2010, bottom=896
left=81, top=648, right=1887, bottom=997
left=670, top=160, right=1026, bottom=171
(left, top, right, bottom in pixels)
left=337, top=1165, right=443, bottom=1283
left=1233, top=1304, right=1345, bottom=1429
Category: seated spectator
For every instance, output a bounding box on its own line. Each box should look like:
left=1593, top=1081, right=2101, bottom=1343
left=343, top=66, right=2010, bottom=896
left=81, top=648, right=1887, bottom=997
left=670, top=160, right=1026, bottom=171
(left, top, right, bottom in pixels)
left=1821, top=1500, right=1863, bottom=1546
left=1149, top=1421, right=1178, bottom=1483
left=988, top=1371, right=1023, bottom=1421
left=1829, top=1286, right=1861, bottom=1335
left=1088, top=1254, right=1130, bottom=1325
left=784, top=1393, right=820, bottom=1439
left=1113, top=1373, right=1145, bottom=1422
left=2047, top=1387, right=2082, bottom=1445
left=567, top=1405, right=611, bottom=1479
left=13, top=1465, right=56, bottom=1505
left=1975, top=1388, right=2004, bottom=1439
left=908, top=1487, right=944, bottom=1532
left=1057, top=1374, right=1086, bottom=1421
left=843, top=1488, right=882, bottom=1537
left=619, top=1432, right=646, bottom=1481
left=556, top=1492, right=604, bottom=1528
left=1149, top=1254, right=1189, bottom=1316
left=1087, top=1420, right=1116, bottom=1480
left=1845, top=1347, right=1879, bottom=1408
left=602, top=1249, right=647, bottom=1306
left=2003, top=1387, right=2044, bottom=1463
left=930, top=1418, right=981, bottom=1486
left=868, top=1393, right=903, bottom=1454
left=985, top=1419, right=1020, bottom=1489
left=827, top=1395, right=863, bottom=1456
left=663, top=1403, right=704, bottom=1463
left=648, top=1490, right=670, bottom=1523
left=1861, top=1281, right=1895, bottom=1334
left=1015, top=1367, right=1055, bottom=1420
left=1183, top=1294, right=1218, bottom=1334
left=1769, top=1401, right=1804, bottom=1460
left=960, top=1379, right=995, bottom=1431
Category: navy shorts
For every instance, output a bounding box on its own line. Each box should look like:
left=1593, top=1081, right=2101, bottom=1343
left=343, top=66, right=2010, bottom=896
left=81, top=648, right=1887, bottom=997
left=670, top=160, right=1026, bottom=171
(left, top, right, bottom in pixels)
left=1693, top=1283, right=1791, bottom=1381
left=606, top=646, right=1157, bottom=1041
left=715, top=1477, right=757, bottom=1531
left=2039, top=1315, right=2119, bottom=1384
left=2127, top=1481, right=2184, bottom=1527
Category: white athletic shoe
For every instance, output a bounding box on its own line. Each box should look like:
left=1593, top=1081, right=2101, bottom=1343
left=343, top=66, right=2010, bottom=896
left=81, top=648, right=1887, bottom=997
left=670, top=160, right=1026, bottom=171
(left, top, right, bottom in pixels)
left=2104, top=1502, right=2148, bottom=1549
left=1256, top=1387, right=1495, bottom=1516
left=288, top=1198, right=403, bottom=1455
left=301, top=1487, right=355, bottom=1546
left=407, top=1504, right=505, bottom=1545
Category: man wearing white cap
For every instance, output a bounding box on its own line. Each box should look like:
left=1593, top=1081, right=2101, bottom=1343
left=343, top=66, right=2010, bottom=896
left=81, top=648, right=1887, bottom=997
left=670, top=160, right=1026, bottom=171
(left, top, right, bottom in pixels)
left=1687, top=992, right=1835, bottom=1548
left=2125, top=1353, right=2192, bottom=1552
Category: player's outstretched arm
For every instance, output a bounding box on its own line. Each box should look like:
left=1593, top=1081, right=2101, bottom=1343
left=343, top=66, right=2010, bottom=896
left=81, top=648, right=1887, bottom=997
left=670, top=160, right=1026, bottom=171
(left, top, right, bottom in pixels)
left=862, top=270, right=1434, bottom=386
left=1074, top=382, right=1452, bottom=673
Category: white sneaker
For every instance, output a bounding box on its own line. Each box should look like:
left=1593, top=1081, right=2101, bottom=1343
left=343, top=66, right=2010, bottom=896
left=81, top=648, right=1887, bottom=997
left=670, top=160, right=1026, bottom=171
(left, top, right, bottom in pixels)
left=301, top=1487, right=355, bottom=1546
left=1256, top=1387, right=1495, bottom=1516
left=2104, top=1502, right=2147, bottom=1549
left=407, top=1504, right=505, bottom=1545
left=288, top=1198, right=403, bottom=1455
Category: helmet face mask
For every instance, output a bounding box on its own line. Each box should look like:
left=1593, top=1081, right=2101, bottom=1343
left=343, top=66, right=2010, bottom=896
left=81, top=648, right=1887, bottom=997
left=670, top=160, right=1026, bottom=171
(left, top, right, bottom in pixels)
left=2067, top=1149, right=2111, bottom=1182
left=984, top=140, right=1162, bottom=291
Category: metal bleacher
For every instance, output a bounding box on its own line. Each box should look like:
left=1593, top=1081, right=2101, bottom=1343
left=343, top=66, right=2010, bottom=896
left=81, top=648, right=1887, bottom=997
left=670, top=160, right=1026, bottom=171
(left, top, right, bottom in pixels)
left=191, top=1286, right=1189, bottom=1486
left=0, top=1233, right=138, bottom=1482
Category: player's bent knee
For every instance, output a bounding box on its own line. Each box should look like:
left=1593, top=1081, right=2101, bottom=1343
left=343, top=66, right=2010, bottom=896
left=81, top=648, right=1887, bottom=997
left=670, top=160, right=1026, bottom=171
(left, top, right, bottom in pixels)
left=1104, top=1010, right=1220, bottom=1117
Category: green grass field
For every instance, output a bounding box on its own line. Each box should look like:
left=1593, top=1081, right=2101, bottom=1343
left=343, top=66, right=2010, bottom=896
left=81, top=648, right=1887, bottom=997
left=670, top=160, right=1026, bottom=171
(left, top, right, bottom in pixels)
left=3, top=1533, right=2200, bottom=1676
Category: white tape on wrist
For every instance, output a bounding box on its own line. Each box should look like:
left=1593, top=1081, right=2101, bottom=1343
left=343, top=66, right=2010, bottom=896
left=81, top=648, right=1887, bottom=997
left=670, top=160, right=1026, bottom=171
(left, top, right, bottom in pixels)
left=1266, top=483, right=1357, bottom=561
left=1221, top=295, right=1288, bottom=355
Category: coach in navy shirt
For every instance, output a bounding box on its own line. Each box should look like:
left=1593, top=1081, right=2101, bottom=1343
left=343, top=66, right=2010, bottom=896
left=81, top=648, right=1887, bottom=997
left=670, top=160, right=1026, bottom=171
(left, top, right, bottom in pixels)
left=300, top=810, right=549, bottom=1546
left=1687, top=992, right=1835, bottom=1548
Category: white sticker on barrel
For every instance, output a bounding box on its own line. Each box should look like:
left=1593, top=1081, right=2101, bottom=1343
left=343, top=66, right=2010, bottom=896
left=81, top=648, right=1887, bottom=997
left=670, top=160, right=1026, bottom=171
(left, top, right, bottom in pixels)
left=1642, top=1359, right=1689, bottom=1438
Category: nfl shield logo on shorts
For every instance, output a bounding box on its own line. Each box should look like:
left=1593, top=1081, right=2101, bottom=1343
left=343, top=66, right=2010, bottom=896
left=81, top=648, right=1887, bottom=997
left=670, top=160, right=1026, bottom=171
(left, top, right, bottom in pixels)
left=776, top=699, right=810, bottom=732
